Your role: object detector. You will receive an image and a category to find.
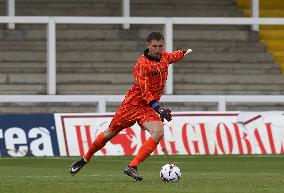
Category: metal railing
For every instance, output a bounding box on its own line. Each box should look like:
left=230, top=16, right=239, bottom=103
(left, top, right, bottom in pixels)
left=5, top=0, right=131, bottom=29
left=0, top=95, right=283, bottom=112
left=5, top=0, right=260, bottom=30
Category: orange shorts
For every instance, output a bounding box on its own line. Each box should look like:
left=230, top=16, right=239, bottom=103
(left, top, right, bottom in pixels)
left=109, top=102, right=161, bottom=133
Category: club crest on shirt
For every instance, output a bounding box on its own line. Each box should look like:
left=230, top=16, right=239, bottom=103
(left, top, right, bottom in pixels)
left=149, top=69, right=161, bottom=77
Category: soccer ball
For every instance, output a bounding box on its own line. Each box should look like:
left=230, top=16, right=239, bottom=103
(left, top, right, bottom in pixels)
left=160, top=163, right=181, bottom=182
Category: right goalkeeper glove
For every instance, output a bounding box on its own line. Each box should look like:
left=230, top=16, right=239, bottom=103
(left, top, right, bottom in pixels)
left=157, top=107, right=172, bottom=122
left=150, top=100, right=172, bottom=122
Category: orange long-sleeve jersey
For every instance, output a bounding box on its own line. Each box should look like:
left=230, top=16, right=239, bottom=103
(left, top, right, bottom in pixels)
left=122, top=49, right=185, bottom=107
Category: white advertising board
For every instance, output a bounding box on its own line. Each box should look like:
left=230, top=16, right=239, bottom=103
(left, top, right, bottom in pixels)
left=54, top=112, right=284, bottom=156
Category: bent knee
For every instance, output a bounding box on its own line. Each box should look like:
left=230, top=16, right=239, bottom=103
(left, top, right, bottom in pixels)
left=151, top=127, right=164, bottom=142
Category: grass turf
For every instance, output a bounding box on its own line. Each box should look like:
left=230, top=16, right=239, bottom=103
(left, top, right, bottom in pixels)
left=0, top=155, right=284, bottom=193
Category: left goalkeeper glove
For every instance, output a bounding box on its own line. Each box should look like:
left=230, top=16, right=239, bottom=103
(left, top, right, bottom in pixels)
left=182, top=48, right=193, bottom=56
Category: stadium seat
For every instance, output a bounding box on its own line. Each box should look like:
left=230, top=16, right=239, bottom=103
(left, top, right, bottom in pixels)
left=237, top=0, right=284, bottom=73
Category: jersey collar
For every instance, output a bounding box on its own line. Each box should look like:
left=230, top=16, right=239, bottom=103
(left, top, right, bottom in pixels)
left=144, top=49, right=161, bottom=62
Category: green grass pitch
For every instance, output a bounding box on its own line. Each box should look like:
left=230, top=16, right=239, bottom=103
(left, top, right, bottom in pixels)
left=1, top=155, right=284, bottom=193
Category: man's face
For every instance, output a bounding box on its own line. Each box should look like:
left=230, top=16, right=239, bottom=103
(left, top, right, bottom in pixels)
left=147, top=39, right=165, bottom=58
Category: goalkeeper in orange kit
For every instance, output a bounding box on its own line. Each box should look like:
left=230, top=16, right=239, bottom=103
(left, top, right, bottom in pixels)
left=69, top=32, right=192, bottom=181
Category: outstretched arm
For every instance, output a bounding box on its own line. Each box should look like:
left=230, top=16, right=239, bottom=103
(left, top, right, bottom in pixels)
left=167, top=48, right=193, bottom=64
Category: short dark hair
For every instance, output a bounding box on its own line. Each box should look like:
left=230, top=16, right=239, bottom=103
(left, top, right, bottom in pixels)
left=146, top=32, right=164, bottom=43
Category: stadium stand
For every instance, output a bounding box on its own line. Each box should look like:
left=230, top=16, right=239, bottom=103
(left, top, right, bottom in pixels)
left=0, top=0, right=283, bottom=113
left=237, top=0, right=284, bottom=73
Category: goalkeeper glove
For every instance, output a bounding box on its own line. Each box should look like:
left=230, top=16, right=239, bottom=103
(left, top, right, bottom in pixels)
left=182, top=48, right=193, bottom=56
left=150, top=100, right=172, bottom=122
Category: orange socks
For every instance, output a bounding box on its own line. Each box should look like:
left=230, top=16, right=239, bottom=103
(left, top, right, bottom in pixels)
left=84, top=133, right=158, bottom=165
left=129, top=137, right=158, bottom=167
left=83, top=132, right=107, bottom=161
